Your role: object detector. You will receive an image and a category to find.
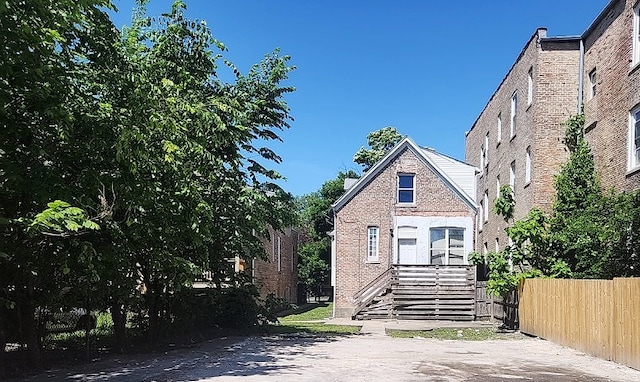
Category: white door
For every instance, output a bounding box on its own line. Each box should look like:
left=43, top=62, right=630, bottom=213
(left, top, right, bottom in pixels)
left=398, top=238, right=417, bottom=264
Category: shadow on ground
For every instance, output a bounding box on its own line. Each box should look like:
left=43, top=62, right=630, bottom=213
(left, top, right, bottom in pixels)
left=23, top=332, right=354, bottom=381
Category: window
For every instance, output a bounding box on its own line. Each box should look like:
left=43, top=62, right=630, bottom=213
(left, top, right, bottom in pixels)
left=497, top=113, right=502, bottom=144
left=633, top=3, right=640, bottom=66
left=525, top=147, right=532, bottom=183
left=483, top=242, right=488, bottom=256
left=398, top=174, right=415, bottom=203
left=429, top=228, right=465, bottom=265
left=509, top=161, right=516, bottom=192
left=527, top=68, right=533, bottom=105
left=483, top=191, right=489, bottom=222
left=276, top=236, right=281, bottom=271
left=367, top=226, right=379, bottom=262
left=588, top=68, right=596, bottom=100
left=510, top=92, right=517, bottom=137
left=478, top=201, right=484, bottom=231
left=629, top=106, right=640, bottom=170
left=484, top=133, right=489, bottom=168
left=495, top=238, right=500, bottom=253
left=496, top=175, right=501, bottom=197
left=479, top=147, right=485, bottom=172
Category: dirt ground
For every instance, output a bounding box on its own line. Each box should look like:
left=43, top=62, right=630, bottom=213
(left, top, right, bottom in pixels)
left=21, top=329, right=640, bottom=382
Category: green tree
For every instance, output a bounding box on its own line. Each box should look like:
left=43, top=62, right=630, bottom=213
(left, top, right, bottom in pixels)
left=0, top=0, right=297, bottom=368
left=297, top=171, right=358, bottom=298
left=353, top=126, right=403, bottom=171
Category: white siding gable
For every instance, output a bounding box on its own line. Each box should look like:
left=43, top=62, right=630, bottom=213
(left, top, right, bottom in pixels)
left=421, top=148, right=477, bottom=203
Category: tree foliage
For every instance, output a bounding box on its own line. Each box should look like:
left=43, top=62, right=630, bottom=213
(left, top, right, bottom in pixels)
left=296, top=170, right=358, bottom=297
left=353, top=126, right=403, bottom=171
left=0, top=0, right=297, bottom=371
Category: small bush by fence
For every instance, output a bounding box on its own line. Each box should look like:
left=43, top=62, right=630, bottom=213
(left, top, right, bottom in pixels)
left=519, top=278, right=640, bottom=370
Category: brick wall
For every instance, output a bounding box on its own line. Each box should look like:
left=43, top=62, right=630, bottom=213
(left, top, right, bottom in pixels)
left=333, top=148, right=475, bottom=317
left=583, top=0, right=640, bottom=192
left=465, top=29, right=579, bottom=254
left=251, top=226, right=298, bottom=304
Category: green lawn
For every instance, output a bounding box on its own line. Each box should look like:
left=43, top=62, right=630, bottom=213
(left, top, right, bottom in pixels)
left=270, top=303, right=361, bottom=335
left=278, top=302, right=334, bottom=322
left=387, top=327, right=525, bottom=340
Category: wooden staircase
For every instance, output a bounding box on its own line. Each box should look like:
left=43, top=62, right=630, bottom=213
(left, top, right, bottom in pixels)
left=352, top=265, right=476, bottom=320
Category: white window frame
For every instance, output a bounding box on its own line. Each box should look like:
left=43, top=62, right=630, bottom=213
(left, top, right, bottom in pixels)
left=484, top=133, right=489, bottom=169
left=525, top=147, right=532, bottom=183
left=633, top=3, right=640, bottom=66
left=479, top=147, right=485, bottom=173
left=397, top=174, right=415, bottom=204
left=495, top=238, right=500, bottom=253
left=429, top=227, right=466, bottom=265
left=510, top=92, right=517, bottom=138
left=509, top=161, right=516, bottom=193
left=588, top=68, right=596, bottom=100
left=497, top=113, right=502, bottom=144
left=478, top=202, right=484, bottom=231
left=276, top=236, right=281, bottom=272
left=496, top=175, right=501, bottom=197
left=483, top=191, right=489, bottom=222
left=367, top=226, right=380, bottom=262
left=527, top=68, right=533, bottom=106
left=629, top=105, right=640, bottom=171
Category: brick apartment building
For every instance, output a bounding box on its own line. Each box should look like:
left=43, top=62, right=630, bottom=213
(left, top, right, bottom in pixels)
left=331, top=138, right=477, bottom=318
left=466, top=0, right=640, bottom=255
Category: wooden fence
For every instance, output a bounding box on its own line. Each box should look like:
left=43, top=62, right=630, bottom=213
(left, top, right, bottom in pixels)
left=519, top=278, right=640, bottom=370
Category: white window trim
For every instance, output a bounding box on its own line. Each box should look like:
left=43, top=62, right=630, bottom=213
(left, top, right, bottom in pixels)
left=633, top=3, right=640, bottom=67
left=483, top=191, right=489, bottom=222
left=484, top=133, right=489, bottom=168
left=510, top=92, right=517, bottom=138
left=428, top=227, right=466, bottom=265
left=397, top=174, right=415, bottom=204
left=588, top=68, right=596, bottom=100
left=527, top=68, right=533, bottom=106
left=496, top=175, right=501, bottom=197
left=525, top=147, right=532, bottom=183
left=367, top=226, right=380, bottom=262
left=478, top=202, right=484, bottom=231
left=509, top=161, right=516, bottom=193
left=497, top=113, right=502, bottom=144
left=629, top=105, right=640, bottom=171
left=276, top=236, right=281, bottom=272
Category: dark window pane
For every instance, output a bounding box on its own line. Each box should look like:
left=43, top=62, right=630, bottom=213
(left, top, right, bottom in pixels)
left=399, top=190, right=413, bottom=203
left=398, top=175, right=413, bottom=188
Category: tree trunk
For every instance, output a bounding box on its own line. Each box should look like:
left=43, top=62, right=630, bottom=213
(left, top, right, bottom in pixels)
left=0, top=310, right=6, bottom=379
left=110, top=303, right=126, bottom=353
left=21, top=302, right=42, bottom=372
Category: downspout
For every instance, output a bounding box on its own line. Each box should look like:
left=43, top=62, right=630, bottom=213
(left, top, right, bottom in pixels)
left=578, top=38, right=584, bottom=113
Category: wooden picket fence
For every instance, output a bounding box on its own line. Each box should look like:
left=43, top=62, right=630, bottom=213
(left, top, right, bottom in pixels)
left=519, top=278, right=640, bottom=370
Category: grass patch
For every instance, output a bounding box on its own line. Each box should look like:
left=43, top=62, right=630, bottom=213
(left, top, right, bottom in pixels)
left=270, top=303, right=360, bottom=335
left=278, top=302, right=333, bottom=322
left=267, top=322, right=361, bottom=335
left=387, top=327, right=524, bottom=341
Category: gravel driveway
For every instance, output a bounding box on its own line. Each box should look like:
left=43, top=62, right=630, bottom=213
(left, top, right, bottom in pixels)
left=24, top=330, right=640, bottom=382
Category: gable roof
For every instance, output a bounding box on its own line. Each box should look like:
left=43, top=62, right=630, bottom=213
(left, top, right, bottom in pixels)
left=333, top=137, right=479, bottom=212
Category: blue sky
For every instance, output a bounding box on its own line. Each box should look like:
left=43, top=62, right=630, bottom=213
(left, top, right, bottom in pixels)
left=109, top=0, right=607, bottom=197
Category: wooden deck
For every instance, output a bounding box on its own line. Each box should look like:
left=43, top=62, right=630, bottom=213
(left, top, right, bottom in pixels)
left=353, top=265, right=477, bottom=320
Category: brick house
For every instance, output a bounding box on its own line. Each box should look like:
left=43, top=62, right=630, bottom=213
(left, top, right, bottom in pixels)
left=331, top=137, right=478, bottom=319
left=250, top=226, right=299, bottom=304
left=466, top=0, right=640, bottom=255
